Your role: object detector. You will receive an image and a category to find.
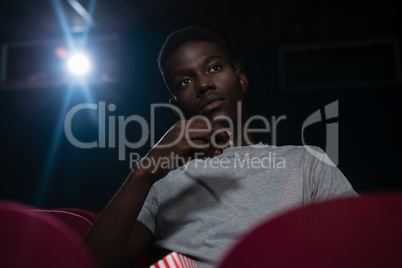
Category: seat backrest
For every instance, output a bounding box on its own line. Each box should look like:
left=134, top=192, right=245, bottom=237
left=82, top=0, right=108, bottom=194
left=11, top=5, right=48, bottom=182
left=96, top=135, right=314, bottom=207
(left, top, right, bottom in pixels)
left=0, top=200, right=95, bottom=268
left=29, top=209, right=93, bottom=238
left=215, top=192, right=402, bottom=268
left=59, top=207, right=100, bottom=223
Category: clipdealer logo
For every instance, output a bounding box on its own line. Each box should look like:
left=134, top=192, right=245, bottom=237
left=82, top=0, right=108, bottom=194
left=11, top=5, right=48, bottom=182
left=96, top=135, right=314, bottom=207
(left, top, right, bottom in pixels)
left=63, top=100, right=340, bottom=167
left=302, top=100, right=339, bottom=166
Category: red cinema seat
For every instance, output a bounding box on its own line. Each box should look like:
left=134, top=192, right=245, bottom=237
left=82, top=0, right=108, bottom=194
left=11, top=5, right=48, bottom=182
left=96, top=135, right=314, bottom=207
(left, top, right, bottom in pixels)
left=59, top=207, right=99, bottom=223
left=0, top=200, right=95, bottom=268
left=215, top=192, right=402, bottom=268
left=30, top=209, right=94, bottom=238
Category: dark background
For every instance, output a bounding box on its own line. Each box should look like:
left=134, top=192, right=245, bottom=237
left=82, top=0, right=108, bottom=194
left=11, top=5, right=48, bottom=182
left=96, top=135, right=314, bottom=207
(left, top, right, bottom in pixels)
left=0, top=0, right=401, bottom=209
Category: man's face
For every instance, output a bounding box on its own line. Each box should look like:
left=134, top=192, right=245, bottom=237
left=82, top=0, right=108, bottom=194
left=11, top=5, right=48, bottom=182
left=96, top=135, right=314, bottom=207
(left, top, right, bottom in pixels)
left=164, top=40, right=248, bottom=127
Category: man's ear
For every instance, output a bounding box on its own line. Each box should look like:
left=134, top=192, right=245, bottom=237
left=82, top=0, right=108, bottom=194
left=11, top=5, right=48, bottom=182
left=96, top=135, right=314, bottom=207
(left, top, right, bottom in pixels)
left=169, top=97, right=181, bottom=118
left=236, top=68, right=249, bottom=93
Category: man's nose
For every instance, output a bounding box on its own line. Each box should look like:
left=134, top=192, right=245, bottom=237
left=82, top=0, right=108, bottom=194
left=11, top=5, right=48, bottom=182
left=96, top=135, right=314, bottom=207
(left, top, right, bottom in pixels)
left=196, top=75, right=215, bottom=96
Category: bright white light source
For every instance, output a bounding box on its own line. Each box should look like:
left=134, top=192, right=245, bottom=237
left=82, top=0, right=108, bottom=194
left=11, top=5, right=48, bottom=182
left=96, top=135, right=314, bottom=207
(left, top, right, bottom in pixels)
left=68, top=54, right=90, bottom=75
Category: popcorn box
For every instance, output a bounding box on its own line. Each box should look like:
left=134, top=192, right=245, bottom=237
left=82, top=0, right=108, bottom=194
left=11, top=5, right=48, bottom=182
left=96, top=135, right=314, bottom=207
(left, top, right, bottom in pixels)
left=149, top=251, right=199, bottom=268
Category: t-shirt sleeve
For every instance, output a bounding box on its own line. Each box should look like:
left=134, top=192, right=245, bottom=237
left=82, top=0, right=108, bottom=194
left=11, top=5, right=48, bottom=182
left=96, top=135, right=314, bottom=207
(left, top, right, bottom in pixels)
left=137, top=185, right=158, bottom=234
left=303, top=146, right=359, bottom=201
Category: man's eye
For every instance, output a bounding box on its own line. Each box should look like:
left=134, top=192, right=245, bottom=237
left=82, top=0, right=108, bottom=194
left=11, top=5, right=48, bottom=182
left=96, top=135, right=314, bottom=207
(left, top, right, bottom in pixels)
left=180, top=78, right=192, bottom=87
left=209, top=65, right=222, bottom=73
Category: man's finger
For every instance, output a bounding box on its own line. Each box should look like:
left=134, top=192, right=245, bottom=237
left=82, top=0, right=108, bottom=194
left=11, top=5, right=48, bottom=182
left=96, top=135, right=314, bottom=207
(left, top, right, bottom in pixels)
left=210, top=128, right=231, bottom=149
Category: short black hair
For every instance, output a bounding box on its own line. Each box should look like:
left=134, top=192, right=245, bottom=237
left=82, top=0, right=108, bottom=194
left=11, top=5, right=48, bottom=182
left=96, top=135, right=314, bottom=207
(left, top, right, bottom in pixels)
left=157, top=25, right=233, bottom=85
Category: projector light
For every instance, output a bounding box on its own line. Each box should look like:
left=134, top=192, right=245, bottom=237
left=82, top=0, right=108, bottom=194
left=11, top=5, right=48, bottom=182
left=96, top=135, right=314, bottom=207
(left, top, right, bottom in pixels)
left=68, top=54, right=90, bottom=75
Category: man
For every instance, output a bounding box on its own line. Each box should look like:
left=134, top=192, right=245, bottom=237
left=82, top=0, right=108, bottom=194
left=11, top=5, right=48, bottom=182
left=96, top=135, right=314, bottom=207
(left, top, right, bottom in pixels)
left=83, top=26, right=358, bottom=268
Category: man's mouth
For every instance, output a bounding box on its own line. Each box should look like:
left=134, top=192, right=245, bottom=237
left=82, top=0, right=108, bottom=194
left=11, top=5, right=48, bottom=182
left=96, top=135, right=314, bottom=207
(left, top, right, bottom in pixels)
left=199, top=94, right=225, bottom=113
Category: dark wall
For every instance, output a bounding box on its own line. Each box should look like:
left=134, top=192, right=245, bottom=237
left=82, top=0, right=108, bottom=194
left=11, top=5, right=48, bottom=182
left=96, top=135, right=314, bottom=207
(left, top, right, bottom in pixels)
left=0, top=29, right=401, bottom=209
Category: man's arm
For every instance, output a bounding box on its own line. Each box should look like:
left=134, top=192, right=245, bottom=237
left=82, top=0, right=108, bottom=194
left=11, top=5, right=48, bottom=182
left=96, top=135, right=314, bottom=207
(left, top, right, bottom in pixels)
left=82, top=166, right=155, bottom=268
left=122, top=220, right=154, bottom=267
left=82, top=118, right=231, bottom=267
left=305, top=146, right=359, bottom=200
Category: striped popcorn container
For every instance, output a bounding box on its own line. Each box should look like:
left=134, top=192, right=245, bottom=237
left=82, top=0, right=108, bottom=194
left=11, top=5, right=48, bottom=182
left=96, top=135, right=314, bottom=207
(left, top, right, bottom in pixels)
left=149, top=251, right=199, bottom=268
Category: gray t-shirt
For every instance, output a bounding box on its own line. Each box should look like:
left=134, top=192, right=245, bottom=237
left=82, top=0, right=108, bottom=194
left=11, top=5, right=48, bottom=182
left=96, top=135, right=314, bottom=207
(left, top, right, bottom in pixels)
left=137, top=144, right=358, bottom=267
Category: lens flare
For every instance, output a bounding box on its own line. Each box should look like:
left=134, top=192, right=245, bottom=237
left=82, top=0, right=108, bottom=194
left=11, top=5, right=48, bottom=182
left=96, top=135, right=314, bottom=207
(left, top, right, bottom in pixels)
left=68, top=53, right=90, bottom=75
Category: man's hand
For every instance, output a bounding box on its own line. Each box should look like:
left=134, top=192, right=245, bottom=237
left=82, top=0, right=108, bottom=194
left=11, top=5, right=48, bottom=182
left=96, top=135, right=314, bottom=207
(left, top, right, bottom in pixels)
left=136, top=116, right=232, bottom=182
